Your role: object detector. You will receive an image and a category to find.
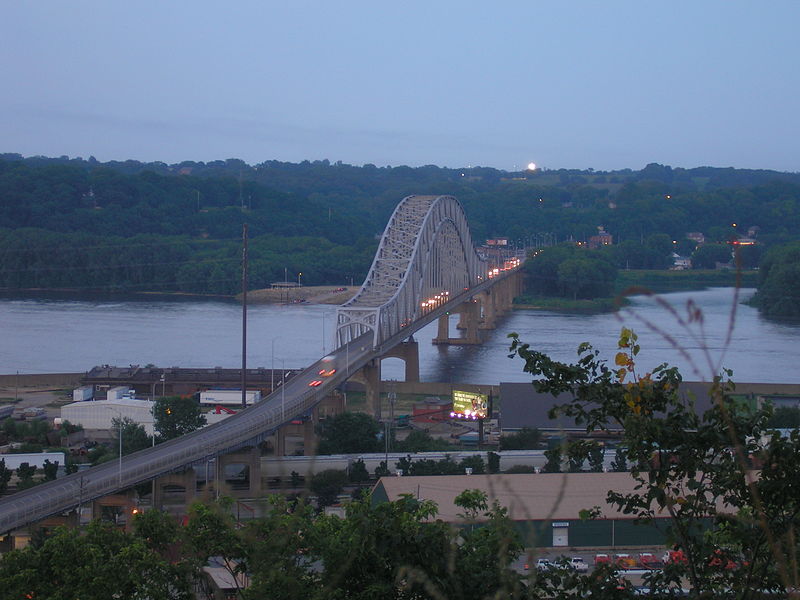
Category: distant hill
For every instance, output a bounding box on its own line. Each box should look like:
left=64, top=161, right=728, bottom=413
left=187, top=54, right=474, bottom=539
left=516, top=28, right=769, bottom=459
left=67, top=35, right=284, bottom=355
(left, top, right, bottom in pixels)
left=1, top=154, right=798, bottom=295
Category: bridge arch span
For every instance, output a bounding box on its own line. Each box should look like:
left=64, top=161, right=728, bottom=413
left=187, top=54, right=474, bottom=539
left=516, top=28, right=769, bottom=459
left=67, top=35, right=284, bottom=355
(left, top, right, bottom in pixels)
left=336, top=195, right=486, bottom=348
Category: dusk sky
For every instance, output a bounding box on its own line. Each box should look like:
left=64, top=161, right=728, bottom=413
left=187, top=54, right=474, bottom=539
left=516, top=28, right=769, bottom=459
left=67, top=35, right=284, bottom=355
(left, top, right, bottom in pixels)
left=2, top=2, right=798, bottom=172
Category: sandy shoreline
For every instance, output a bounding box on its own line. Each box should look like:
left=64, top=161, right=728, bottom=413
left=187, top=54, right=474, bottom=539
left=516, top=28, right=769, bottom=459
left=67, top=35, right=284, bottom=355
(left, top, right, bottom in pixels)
left=245, top=285, right=358, bottom=305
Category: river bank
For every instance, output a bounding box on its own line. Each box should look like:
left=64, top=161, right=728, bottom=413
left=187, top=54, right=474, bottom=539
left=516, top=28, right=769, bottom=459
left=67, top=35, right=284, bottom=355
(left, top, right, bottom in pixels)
left=245, top=285, right=357, bottom=305
left=513, top=296, right=625, bottom=313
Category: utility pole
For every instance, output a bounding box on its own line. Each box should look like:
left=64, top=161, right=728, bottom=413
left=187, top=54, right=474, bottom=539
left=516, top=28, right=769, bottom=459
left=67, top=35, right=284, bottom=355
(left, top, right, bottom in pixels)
left=241, top=224, right=248, bottom=409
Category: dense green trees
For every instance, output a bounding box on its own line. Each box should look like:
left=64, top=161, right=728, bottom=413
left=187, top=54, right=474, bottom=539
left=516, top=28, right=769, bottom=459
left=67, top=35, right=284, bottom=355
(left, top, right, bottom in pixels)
left=0, top=493, right=525, bottom=600
left=0, top=459, right=10, bottom=494
left=316, top=411, right=381, bottom=454
left=1, top=155, right=798, bottom=296
left=691, top=243, right=732, bottom=269
left=523, top=244, right=617, bottom=300
left=750, top=241, right=800, bottom=318
left=0, top=518, right=191, bottom=600
left=113, top=416, right=153, bottom=455
left=154, top=396, right=206, bottom=441
left=498, top=427, right=543, bottom=450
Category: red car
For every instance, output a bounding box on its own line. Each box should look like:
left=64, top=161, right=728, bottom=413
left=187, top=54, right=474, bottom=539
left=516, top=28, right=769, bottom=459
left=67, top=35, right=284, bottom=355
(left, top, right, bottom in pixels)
left=638, top=553, right=663, bottom=569
left=308, top=380, right=322, bottom=387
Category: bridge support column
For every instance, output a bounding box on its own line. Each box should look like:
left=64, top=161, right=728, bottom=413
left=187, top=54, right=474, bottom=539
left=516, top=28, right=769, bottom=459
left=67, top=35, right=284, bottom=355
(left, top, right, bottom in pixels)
left=216, top=448, right=261, bottom=498
left=360, top=359, right=382, bottom=420
left=479, top=290, right=497, bottom=329
left=303, top=420, right=317, bottom=456
left=379, top=339, right=420, bottom=383
left=434, top=300, right=480, bottom=345
left=153, top=469, right=197, bottom=509
left=275, top=427, right=287, bottom=457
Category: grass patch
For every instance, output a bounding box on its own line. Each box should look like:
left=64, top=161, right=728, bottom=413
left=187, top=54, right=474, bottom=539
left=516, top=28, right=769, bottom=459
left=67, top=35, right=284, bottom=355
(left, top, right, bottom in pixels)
left=513, top=296, right=624, bottom=313
left=616, top=269, right=758, bottom=294
left=0, top=397, right=19, bottom=404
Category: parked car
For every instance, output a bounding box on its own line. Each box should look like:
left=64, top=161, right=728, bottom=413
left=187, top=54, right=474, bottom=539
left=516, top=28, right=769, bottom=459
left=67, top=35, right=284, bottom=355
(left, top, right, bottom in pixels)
left=614, top=553, right=637, bottom=569
left=594, top=553, right=611, bottom=567
left=638, top=552, right=664, bottom=569
left=536, top=558, right=553, bottom=571
left=570, top=557, right=589, bottom=572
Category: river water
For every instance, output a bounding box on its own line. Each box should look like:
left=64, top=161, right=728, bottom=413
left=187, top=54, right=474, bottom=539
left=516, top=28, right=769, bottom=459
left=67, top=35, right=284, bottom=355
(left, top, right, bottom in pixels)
left=1, top=288, right=798, bottom=383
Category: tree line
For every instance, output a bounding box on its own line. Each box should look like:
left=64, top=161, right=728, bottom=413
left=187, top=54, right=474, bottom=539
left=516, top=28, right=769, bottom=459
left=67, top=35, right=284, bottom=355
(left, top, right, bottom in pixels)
left=2, top=155, right=800, bottom=297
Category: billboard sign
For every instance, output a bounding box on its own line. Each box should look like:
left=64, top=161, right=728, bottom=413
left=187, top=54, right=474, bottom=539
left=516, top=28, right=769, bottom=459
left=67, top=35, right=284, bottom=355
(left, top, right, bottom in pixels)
left=451, top=390, right=488, bottom=420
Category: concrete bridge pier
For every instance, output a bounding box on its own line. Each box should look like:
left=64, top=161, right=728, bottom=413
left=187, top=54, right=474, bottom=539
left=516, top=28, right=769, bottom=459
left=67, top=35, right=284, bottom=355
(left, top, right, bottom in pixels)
left=351, top=358, right=382, bottom=420
left=479, top=272, right=522, bottom=328
left=153, top=469, right=197, bottom=508
left=380, top=339, right=420, bottom=383
left=478, top=289, right=498, bottom=330
left=433, top=300, right=480, bottom=345
left=350, top=342, right=419, bottom=421
left=221, top=448, right=261, bottom=497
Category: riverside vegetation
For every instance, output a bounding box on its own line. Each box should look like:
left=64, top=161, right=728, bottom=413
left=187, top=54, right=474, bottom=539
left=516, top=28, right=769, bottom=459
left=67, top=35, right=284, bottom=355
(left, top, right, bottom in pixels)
left=1, top=155, right=799, bottom=316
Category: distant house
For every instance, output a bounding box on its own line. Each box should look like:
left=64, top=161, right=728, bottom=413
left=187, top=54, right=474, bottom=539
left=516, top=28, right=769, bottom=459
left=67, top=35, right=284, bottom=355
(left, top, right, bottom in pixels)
left=588, top=227, right=613, bottom=249
left=670, top=253, right=692, bottom=270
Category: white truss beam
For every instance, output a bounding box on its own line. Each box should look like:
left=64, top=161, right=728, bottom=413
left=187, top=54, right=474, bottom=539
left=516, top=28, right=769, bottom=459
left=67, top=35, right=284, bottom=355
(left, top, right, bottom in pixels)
left=336, top=195, right=486, bottom=348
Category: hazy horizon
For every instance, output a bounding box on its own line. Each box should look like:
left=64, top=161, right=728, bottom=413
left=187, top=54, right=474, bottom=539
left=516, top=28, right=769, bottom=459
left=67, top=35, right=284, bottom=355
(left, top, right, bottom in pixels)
left=2, top=2, right=798, bottom=172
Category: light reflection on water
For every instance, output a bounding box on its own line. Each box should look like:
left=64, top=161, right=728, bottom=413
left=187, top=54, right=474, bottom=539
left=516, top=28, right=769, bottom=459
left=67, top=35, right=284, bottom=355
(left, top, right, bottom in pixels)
left=1, top=288, right=799, bottom=383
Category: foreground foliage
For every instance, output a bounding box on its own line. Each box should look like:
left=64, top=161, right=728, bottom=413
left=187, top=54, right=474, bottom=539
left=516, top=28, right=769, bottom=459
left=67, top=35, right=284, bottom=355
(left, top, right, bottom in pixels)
left=0, top=492, right=527, bottom=600
left=509, top=327, right=800, bottom=598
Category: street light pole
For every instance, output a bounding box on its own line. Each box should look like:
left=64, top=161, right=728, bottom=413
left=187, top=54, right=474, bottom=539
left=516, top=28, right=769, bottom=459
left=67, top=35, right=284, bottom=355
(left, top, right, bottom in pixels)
left=102, top=405, right=125, bottom=487
left=281, top=359, right=286, bottom=421
left=118, top=418, right=122, bottom=486
left=271, top=337, right=280, bottom=393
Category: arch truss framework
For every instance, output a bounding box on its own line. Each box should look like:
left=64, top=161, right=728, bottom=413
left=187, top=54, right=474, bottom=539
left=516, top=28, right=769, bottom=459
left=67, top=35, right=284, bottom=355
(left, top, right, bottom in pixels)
left=336, top=195, right=486, bottom=349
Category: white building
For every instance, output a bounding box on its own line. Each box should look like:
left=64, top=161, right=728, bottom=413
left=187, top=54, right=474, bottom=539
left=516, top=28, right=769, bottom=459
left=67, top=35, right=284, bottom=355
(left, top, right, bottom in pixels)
left=61, top=399, right=155, bottom=436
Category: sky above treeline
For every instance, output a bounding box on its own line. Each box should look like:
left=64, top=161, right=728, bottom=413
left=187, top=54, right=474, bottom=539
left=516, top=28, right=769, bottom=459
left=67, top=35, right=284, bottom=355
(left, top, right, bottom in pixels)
left=2, top=2, right=798, bottom=172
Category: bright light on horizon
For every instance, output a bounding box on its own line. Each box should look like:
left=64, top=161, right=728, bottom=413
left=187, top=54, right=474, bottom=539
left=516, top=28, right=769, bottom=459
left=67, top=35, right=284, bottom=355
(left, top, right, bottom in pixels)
left=527, top=162, right=537, bottom=171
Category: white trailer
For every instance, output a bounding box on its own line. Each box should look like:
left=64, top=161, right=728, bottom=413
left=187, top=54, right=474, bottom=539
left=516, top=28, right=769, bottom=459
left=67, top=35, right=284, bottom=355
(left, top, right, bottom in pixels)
left=199, top=389, right=261, bottom=406
left=72, top=385, right=94, bottom=402
left=106, top=386, right=133, bottom=401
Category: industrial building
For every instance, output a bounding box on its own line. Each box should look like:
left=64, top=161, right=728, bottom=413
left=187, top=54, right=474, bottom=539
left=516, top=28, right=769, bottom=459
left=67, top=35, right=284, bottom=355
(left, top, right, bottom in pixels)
left=372, top=472, right=719, bottom=548
left=60, top=399, right=156, bottom=437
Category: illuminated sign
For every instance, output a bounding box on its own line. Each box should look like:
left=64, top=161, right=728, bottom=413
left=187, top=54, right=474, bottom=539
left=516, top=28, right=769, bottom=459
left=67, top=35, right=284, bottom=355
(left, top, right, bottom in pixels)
left=451, top=390, right=488, bottom=420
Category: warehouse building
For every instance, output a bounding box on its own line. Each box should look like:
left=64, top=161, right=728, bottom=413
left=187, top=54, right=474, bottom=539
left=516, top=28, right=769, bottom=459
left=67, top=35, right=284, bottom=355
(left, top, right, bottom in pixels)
left=373, top=472, right=721, bottom=548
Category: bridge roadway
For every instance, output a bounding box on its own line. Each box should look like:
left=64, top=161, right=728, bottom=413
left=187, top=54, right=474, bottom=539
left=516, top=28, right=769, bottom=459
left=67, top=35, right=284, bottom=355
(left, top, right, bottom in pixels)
left=0, top=269, right=516, bottom=535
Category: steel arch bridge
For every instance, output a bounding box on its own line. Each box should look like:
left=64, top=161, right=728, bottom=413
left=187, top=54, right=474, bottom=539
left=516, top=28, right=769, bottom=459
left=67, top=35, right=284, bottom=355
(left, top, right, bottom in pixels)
left=0, top=194, right=521, bottom=536
left=336, top=195, right=486, bottom=349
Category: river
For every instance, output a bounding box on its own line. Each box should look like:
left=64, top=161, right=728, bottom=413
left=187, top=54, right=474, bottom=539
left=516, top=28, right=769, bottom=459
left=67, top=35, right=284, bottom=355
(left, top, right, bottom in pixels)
left=1, top=287, right=799, bottom=383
